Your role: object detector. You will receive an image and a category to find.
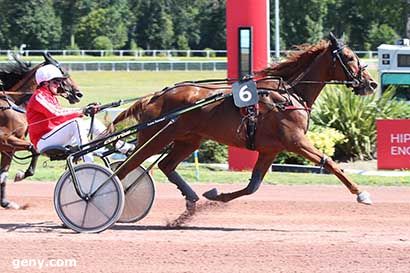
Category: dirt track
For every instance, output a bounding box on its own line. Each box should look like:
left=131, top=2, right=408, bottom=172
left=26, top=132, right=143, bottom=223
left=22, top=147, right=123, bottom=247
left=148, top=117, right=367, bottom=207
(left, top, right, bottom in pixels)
left=1, top=181, right=410, bottom=273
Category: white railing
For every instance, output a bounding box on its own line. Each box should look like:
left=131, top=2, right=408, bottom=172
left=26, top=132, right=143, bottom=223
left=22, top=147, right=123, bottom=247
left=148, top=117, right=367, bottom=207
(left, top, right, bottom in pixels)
left=0, top=60, right=227, bottom=72
left=0, top=49, right=228, bottom=58
left=0, top=49, right=379, bottom=59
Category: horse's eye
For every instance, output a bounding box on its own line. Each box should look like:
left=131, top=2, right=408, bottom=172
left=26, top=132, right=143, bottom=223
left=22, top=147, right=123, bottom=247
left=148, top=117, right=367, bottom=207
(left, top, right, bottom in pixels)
left=347, top=57, right=355, bottom=63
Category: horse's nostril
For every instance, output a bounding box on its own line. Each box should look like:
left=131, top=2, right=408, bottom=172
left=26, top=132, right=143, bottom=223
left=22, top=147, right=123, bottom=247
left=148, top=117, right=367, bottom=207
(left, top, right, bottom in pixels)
left=370, top=81, right=378, bottom=90
left=76, top=92, right=83, bottom=98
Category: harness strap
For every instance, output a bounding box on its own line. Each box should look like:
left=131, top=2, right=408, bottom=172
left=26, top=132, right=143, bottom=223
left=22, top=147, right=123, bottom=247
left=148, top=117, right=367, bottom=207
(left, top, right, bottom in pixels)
left=237, top=104, right=259, bottom=150
left=0, top=96, right=26, bottom=113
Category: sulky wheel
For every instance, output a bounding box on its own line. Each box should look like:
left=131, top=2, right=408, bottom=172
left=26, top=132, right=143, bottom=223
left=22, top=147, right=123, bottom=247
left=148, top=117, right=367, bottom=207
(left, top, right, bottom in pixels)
left=110, top=161, right=155, bottom=223
left=54, top=163, right=124, bottom=233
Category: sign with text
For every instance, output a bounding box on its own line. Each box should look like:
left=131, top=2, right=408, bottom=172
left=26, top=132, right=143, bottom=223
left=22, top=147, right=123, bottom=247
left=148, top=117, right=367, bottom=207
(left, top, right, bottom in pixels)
left=377, top=119, right=410, bottom=169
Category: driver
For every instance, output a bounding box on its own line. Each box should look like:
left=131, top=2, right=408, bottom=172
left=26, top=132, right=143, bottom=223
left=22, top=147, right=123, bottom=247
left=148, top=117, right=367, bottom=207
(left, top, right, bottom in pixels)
left=26, top=64, right=134, bottom=162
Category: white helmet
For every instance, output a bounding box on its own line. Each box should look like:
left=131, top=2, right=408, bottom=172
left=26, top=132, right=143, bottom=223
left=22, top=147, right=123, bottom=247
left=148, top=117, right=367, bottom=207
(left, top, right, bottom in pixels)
left=35, top=64, right=65, bottom=85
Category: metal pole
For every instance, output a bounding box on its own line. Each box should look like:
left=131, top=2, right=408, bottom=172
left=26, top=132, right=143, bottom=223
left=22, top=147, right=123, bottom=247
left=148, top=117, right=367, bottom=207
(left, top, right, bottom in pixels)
left=275, top=0, right=280, bottom=59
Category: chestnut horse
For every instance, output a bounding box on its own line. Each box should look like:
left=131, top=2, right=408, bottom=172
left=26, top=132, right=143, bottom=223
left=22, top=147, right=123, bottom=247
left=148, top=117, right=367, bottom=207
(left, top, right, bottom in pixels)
left=113, top=33, right=377, bottom=210
left=0, top=53, right=82, bottom=209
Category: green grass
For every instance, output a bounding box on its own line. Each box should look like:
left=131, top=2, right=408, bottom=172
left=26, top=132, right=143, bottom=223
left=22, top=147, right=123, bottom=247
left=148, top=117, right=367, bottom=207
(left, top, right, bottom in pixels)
left=67, top=71, right=227, bottom=106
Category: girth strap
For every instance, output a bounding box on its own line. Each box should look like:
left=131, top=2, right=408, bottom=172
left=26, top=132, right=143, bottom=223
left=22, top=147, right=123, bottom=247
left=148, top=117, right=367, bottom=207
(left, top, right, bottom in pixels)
left=239, top=104, right=259, bottom=150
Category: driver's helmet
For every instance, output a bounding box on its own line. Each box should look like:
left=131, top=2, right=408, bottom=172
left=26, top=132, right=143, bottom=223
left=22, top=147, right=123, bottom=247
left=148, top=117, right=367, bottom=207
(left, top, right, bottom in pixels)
left=35, top=64, right=66, bottom=85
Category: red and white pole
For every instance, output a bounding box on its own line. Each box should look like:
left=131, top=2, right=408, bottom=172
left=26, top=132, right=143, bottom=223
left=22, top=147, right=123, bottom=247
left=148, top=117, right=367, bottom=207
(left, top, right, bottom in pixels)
left=226, top=0, right=270, bottom=171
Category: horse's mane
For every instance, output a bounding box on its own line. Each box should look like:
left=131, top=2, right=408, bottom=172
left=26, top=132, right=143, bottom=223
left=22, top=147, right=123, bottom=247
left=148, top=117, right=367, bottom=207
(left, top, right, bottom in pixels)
left=0, top=55, right=32, bottom=90
left=259, top=40, right=330, bottom=81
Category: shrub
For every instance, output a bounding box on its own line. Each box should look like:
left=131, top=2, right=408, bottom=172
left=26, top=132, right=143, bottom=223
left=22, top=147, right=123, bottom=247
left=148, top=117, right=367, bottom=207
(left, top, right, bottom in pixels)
left=203, top=48, right=216, bottom=58
left=274, top=125, right=346, bottom=165
left=187, top=140, right=227, bottom=163
left=92, top=36, right=113, bottom=52
left=367, top=23, right=399, bottom=51
left=312, top=86, right=410, bottom=160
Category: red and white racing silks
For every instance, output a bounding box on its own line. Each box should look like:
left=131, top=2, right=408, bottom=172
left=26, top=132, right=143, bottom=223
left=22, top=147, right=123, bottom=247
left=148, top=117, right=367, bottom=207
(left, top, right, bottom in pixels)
left=26, top=86, right=82, bottom=148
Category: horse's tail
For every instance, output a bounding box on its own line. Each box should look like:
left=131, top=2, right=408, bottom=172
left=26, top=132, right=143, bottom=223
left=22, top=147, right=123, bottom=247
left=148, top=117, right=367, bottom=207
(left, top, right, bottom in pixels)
left=112, top=97, right=145, bottom=125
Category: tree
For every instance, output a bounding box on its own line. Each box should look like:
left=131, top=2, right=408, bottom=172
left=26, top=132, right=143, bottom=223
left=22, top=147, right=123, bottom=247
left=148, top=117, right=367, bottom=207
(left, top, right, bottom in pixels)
left=53, top=0, right=101, bottom=48
left=169, top=1, right=201, bottom=49
left=75, top=6, right=129, bottom=49
left=1, top=0, right=62, bottom=49
left=198, top=0, right=226, bottom=50
left=325, top=0, right=405, bottom=49
left=279, top=0, right=332, bottom=47
left=367, top=24, right=400, bottom=50
left=134, top=1, right=175, bottom=49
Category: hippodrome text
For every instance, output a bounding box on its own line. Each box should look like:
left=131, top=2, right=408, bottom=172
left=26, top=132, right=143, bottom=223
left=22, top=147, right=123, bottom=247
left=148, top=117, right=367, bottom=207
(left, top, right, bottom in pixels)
left=390, top=133, right=410, bottom=155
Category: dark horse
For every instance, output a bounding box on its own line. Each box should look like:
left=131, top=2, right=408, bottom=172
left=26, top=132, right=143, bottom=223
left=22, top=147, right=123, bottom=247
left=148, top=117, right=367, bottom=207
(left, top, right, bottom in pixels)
left=0, top=53, right=82, bottom=209
left=113, top=33, right=377, bottom=209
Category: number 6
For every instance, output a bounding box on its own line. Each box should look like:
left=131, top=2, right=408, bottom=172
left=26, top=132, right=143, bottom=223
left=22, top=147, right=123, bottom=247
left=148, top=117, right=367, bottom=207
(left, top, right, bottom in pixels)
left=239, top=85, right=252, bottom=102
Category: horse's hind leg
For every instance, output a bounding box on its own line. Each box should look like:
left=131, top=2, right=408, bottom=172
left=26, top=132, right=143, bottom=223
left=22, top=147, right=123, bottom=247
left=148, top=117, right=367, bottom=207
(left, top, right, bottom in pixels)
left=157, top=138, right=202, bottom=210
left=289, top=137, right=372, bottom=205
left=203, top=152, right=277, bottom=202
left=0, top=134, right=39, bottom=182
left=0, top=152, right=20, bottom=209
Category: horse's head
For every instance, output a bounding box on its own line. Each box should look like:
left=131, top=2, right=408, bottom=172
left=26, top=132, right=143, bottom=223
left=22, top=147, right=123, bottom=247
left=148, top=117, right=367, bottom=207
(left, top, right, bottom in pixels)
left=328, top=32, right=378, bottom=96
left=42, top=53, right=83, bottom=104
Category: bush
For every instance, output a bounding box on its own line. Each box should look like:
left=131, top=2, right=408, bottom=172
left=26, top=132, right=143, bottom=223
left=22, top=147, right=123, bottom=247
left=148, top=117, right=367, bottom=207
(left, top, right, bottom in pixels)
left=312, top=86, right=410, bottom=160
left=274, top=125, right=346, bottom=165
left=92, top=36, right=113, bottom=52
left=65, top=43, right=80, bottom=55
left=367, top=23, right=399, bottom=51
left=187, top=140, right=227, bottom=163
left=203, top=48, right=216, bottom=58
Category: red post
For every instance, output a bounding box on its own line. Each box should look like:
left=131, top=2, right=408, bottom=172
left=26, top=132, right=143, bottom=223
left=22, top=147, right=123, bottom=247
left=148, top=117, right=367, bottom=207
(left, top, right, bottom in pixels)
left=226, top=0, right=270, bottom=170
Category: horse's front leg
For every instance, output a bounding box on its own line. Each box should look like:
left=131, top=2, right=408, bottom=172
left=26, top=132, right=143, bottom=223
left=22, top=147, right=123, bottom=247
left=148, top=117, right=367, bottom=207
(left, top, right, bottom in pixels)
left=203, top=152, right=277, bottom=202
left=288, top=137, right=372, bottom=205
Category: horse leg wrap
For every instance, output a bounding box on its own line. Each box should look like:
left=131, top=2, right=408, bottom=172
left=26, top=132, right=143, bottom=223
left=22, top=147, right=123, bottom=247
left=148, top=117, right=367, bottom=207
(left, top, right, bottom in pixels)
left=0, top=172, right=8, bottom=184
left=168, top=171, right=199, bottom=202
left=319, top=155, right=328, bottom=174
left=244, top=171, right=262, bottom=195
left=0, top=179, right=9, bottom=208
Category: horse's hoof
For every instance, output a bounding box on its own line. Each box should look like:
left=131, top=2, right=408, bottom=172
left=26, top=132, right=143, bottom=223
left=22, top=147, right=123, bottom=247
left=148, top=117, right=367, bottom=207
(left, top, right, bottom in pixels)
left=203, top=188, right=218, bottom=200
left=185, top=200, right=196, bottom=213
left=14, top=170, right=25, bottom=182
left=1, top=200, right=20, bottom=210
left=357, top=191, right=372, bottom=205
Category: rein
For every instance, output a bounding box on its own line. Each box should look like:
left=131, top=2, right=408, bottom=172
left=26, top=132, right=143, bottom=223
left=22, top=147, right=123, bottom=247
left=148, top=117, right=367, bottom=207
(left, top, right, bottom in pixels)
left=288, top=45, right=363, bottom=88
left=8, top=63, right=40, bottom=92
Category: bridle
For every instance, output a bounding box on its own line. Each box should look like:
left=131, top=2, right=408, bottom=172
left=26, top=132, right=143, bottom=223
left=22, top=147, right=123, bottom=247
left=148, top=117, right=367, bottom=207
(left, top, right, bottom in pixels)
left=330, top=41, right=368, bottom=91
left=288, top=34, right=368, bottom=94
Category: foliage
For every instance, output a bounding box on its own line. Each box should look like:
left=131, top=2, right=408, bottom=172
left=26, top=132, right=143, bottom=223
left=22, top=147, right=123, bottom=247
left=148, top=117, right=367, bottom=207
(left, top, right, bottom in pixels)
left=366, top=24, right=400, bottom=51
left=198, top=0, right=226, bottom=50
left=274, top=126, right=346, bottom=165
left=75, top=6, right=128, bottom=49
left=0, top=0, right=62, bottom=49
left=92, top=36, right=114, bottom=51
left=176, top=35, right=190, bottom=51
left=187, top=141, right=228, bottom=164
left=133, top=1, right=175, bottom=49
left=324, top=0, right=405, bottom=50
left=279, top=0, right=332, bottom=47
left=312, top=86, right=410, bottom=160
left=0, top=0, right=408, bottom=52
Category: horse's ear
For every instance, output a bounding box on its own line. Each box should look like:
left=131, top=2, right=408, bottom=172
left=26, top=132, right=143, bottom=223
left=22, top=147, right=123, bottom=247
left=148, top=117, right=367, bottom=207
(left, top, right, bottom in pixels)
left=43, top=52, right=60, bottom=67
left=328, top=32, right=338, bottom=45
